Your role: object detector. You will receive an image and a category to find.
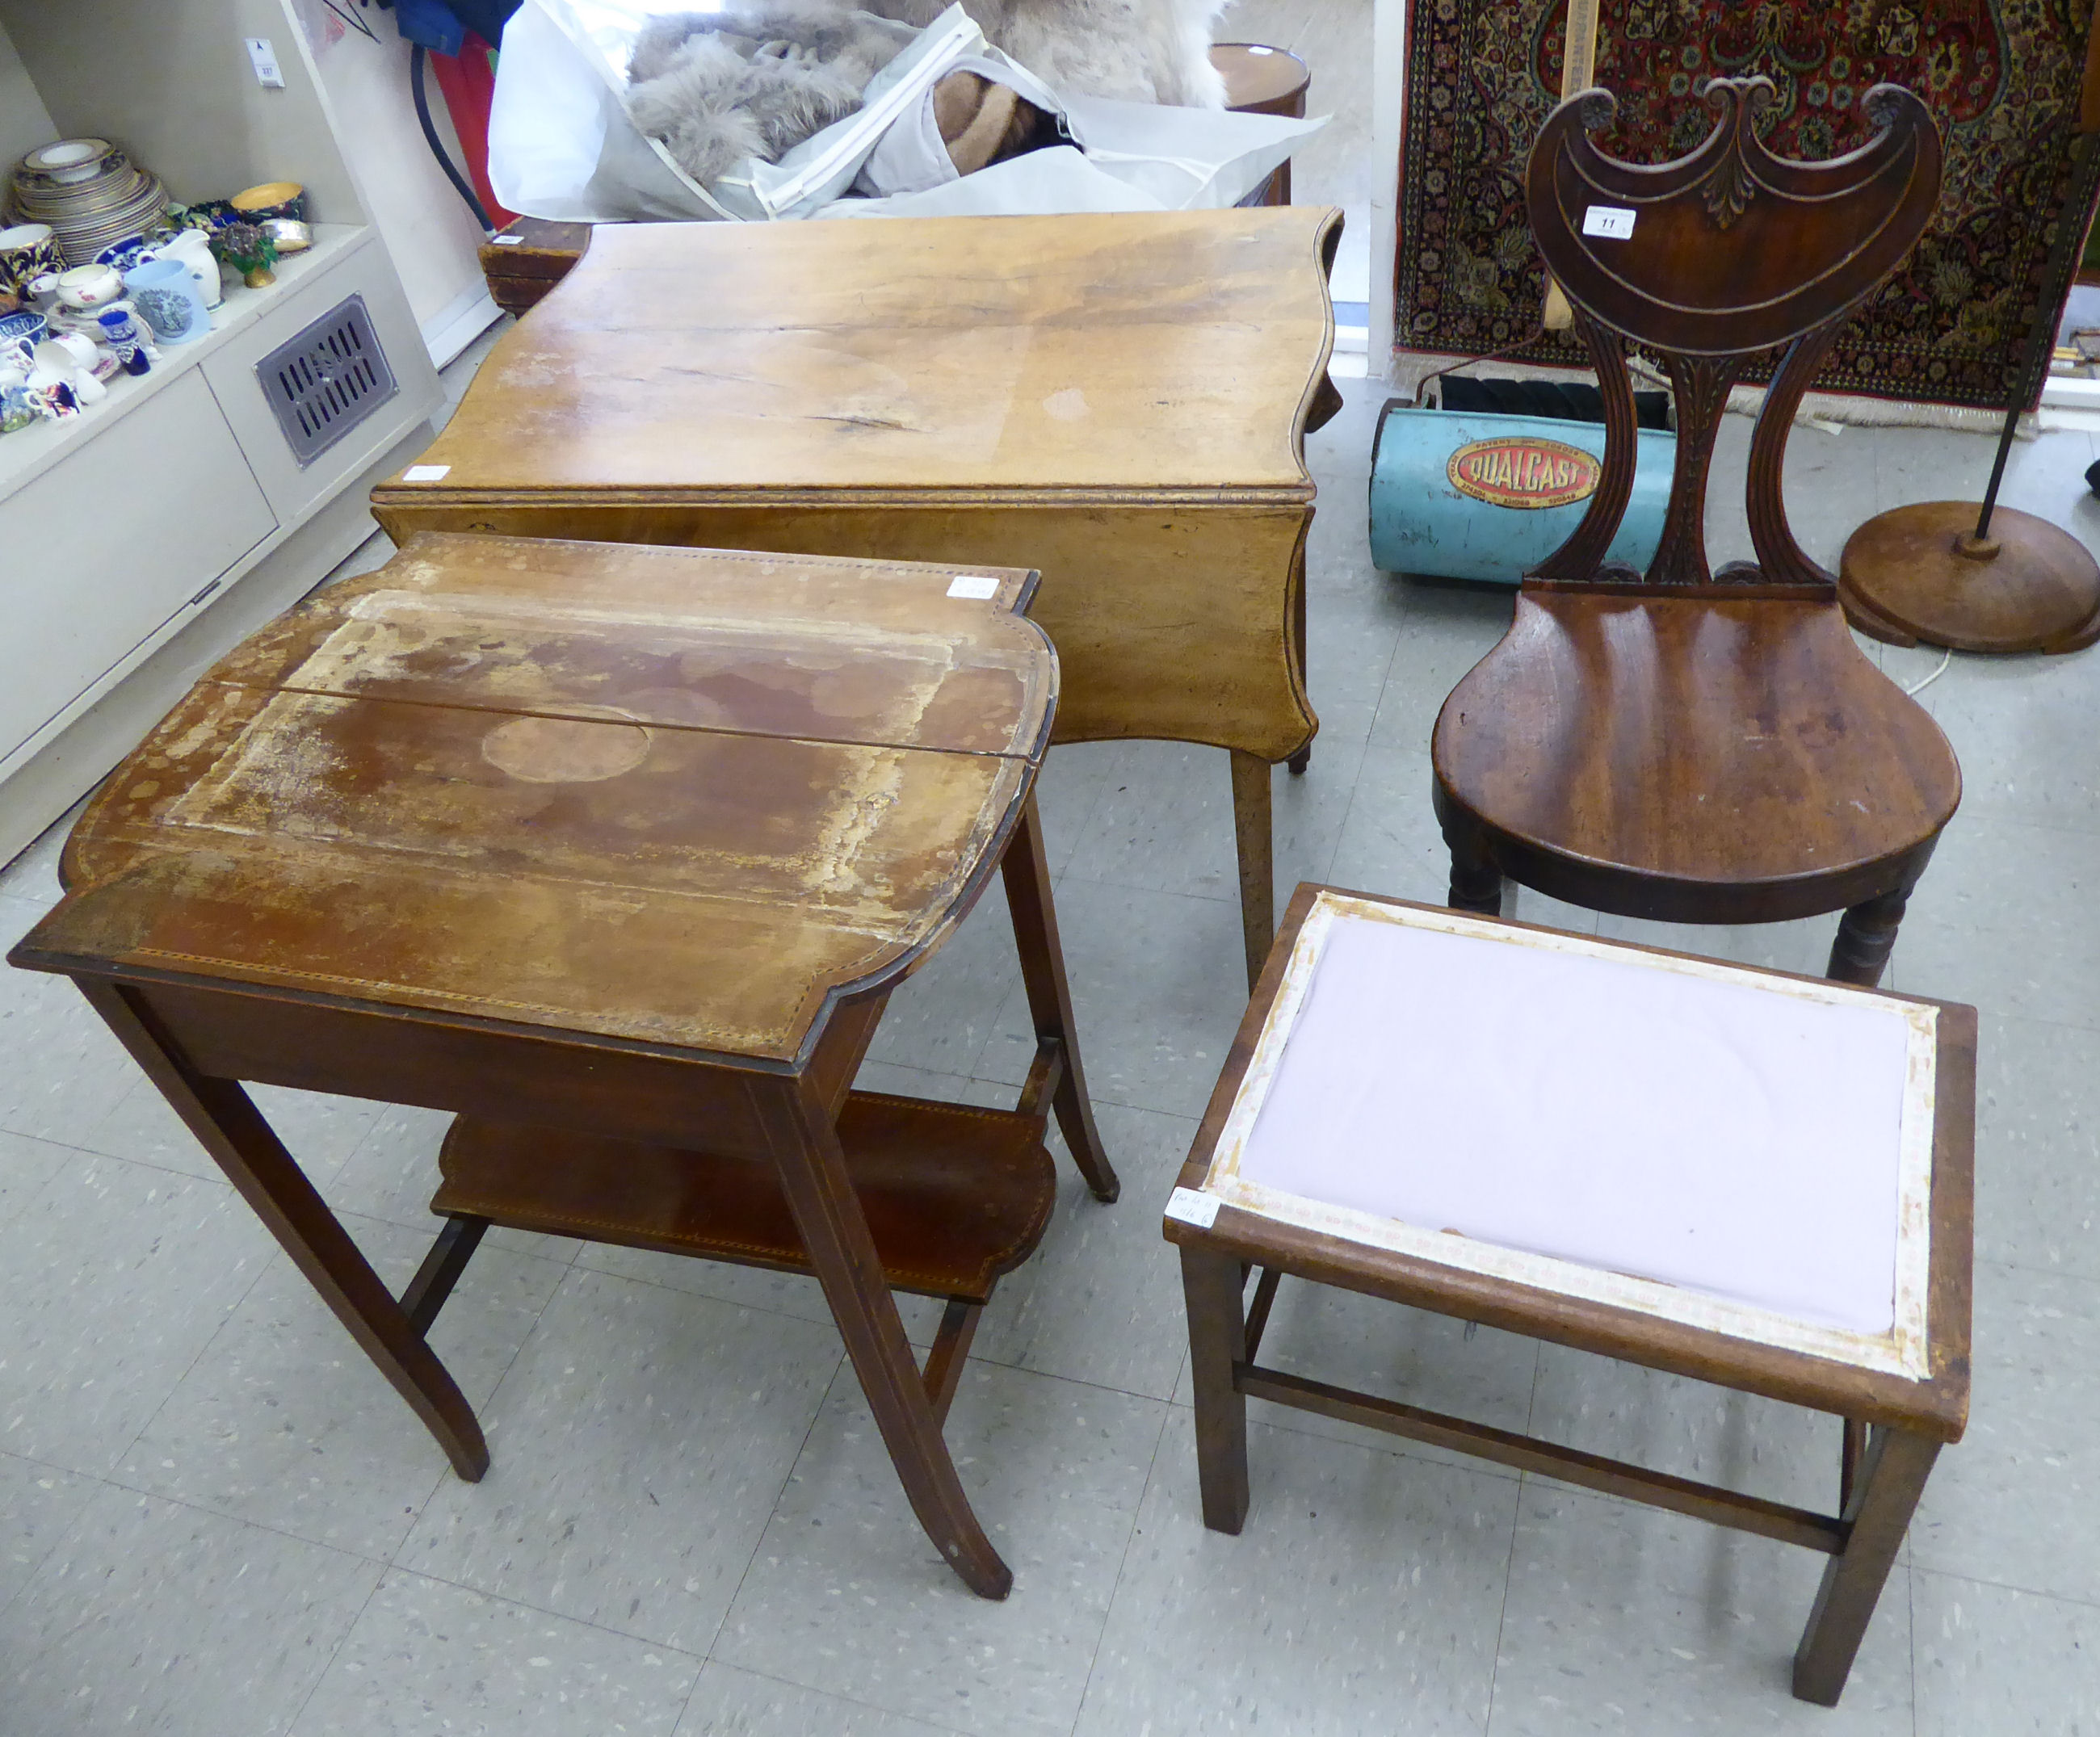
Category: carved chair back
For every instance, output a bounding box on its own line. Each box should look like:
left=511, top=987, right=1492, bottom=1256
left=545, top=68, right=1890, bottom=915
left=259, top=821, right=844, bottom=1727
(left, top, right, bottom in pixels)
left=1525, top=78, right=1942, bottom=589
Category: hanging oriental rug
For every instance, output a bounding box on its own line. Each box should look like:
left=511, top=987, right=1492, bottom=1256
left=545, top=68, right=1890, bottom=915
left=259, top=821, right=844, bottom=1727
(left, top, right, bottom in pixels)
left=1394, top=0, right=2098, bottom=409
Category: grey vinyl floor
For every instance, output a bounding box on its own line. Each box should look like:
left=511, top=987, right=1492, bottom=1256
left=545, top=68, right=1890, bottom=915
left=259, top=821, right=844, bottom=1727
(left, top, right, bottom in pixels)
left=6, top=375, right=2100, bottom=1737
left=9, top=20, right=2100, bottom=1737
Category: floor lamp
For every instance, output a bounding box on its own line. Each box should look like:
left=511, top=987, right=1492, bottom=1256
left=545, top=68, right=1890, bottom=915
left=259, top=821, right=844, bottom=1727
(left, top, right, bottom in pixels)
left=1838, top=59, right=2100, bottom=655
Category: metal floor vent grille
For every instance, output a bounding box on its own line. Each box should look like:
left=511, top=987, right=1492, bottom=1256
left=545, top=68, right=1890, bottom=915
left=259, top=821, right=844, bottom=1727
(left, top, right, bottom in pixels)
left=256, top=294, right=397, bottom=466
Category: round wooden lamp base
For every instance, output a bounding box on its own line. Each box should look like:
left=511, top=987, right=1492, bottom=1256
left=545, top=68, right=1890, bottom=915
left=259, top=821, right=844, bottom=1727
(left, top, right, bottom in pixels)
left=1839, top=501, right=2100, bottom=654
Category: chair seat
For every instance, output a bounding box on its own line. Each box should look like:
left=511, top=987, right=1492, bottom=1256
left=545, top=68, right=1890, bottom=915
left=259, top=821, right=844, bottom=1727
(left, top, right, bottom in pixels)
left=1432, top=590, right=1962, bottom=923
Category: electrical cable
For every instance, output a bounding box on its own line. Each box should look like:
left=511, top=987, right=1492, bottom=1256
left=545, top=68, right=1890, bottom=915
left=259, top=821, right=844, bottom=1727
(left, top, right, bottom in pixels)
left=410, top=41, right=494, bottom=233
left=1903, top=646, right=1953, bottom=696
left=322, top=0, right=380, bottom=42
left=1412, top=317, right=1550, bottom=407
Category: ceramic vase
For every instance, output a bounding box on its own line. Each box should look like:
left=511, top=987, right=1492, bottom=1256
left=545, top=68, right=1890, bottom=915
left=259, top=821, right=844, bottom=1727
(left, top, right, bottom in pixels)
left=156, top=229, right=224, bottom=309
left=0, top=307, right=46, bottom=371
left=0, top=376, right=38, bottom=432
left=123, top=257, right=210, bottom=344
left=0, top=223, right=65, bottom=296
left=97, top=306, right=151, bottom=376
left=55, top=263, right=123, bottom=312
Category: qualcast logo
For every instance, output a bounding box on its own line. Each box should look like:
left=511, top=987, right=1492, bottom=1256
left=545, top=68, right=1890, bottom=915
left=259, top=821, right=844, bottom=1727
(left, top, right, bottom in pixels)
left=1446, top=436, right=1601, bottom=510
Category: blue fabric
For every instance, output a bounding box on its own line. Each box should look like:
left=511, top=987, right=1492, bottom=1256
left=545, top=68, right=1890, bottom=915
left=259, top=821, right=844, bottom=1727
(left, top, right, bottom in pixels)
left=389, top=0, right=467, bottom=55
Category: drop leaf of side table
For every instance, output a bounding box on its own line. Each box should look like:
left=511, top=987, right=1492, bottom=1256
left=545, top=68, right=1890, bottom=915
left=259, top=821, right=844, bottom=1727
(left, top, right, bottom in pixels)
left=7, top=530, right=1121, bottom=1598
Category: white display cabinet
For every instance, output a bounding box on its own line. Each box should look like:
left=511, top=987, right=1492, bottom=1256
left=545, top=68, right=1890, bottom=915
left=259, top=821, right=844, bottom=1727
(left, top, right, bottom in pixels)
left=0, top=0, right=445, bottom=865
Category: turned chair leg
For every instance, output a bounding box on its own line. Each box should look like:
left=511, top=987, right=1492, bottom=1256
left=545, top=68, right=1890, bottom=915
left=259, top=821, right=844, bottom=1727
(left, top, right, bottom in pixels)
left=1438, top=817, right=1503, bottom=917
left=1827, top=887, right=1909, bottom=987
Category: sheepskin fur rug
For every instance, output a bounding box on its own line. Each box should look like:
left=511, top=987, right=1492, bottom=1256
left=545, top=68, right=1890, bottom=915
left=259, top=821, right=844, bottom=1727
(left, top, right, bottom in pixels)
left=626, top=5, right=917, bottom=184
left=863, top=0, right=1228, bottom=107
left=624, top=0, right=1227, bottom=188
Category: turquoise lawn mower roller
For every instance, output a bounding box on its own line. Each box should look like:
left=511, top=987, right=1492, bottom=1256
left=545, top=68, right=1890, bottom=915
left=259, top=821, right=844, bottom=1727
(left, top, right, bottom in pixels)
left=1369, top=376, right=1677, bottom=584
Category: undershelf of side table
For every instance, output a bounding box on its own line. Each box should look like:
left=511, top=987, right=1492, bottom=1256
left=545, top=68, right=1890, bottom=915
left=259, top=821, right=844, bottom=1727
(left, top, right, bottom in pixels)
left=434, top=1091, right=1057, bottom=1303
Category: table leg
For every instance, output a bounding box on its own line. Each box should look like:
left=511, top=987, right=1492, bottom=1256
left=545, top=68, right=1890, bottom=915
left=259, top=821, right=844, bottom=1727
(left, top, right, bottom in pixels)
left=1287, top=545, right=1312, bottom=776
left=1793, top=1425, right=1940, bottom=1705
left=1230, top=750, right=1276, bottom=991
left=1181, top=1244, right=1251, bottom=1533
left=76, top=980, right=489, bottom=1480
left=1000, top=791, right=1119, bottom=1203
left=754, top=1076, right=1014, bottom=1599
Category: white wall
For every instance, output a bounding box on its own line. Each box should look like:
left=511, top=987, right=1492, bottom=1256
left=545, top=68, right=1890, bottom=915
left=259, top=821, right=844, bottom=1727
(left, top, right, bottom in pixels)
left=3, top=0, right=367, bottom=224
left=296, top=8, right=497, bottom=350
left=0, top=17, right=57, bottom=172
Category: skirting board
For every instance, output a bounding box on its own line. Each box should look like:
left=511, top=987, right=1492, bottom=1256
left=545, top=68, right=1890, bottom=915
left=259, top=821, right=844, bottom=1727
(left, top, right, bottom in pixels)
left=423, top=285, right=504, bottom=368
left=0, top=422, right=435, bottom=870
left=2042, top=375, right=2100, bottom=412
left=1389, top=350, right=2032, bottom=435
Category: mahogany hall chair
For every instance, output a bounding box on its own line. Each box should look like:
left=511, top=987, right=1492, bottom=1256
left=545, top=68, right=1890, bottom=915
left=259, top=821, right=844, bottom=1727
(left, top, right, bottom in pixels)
left=1432, top=78, right=1961, bottom=985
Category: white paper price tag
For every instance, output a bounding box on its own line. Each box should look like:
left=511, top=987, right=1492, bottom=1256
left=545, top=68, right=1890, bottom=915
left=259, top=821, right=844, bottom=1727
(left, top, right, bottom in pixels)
left=245, top=37, right=286, bottom=87
left=492, top=234, right=523, bottom=245
left=946, top=574, right=1001, bottom=599
left=402, top=464, right=451, bottom=482
left=1165, top=1187, right=1221, bottom=1229
left=1581, top=205, right=1636, bottom=240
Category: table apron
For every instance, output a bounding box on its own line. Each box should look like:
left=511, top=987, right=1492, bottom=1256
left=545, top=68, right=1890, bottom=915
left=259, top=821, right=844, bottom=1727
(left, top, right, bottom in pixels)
left=123, top=976, right=857, bottom=1159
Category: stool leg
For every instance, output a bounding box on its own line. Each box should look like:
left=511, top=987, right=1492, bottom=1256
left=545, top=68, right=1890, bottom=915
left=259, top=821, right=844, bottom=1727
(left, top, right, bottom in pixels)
left=1182, top=1244, right=1250, bottom=1534
left=1793, top=1425, right=1939, bottom=1705
left=757, top=1077, right=1013, bottom=1599
left=76, top=980, right=489, bottom=1481
left=1001, top=790, right=1119, bottom=1202
left=1230, top=749, right=1276, bottom=991
left=1826, top=888, right=1909, bottom=987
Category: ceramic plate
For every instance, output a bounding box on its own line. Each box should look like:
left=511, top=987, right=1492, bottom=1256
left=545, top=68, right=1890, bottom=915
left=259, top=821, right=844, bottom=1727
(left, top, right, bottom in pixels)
left=94, top=234, right=154, bottom=272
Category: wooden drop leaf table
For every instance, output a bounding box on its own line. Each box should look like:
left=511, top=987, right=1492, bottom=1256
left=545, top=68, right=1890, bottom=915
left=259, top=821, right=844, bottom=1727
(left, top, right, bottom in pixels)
left=378, top=207, right=1345, bottom=987
left=7, top=531, right=1122, bottom=1598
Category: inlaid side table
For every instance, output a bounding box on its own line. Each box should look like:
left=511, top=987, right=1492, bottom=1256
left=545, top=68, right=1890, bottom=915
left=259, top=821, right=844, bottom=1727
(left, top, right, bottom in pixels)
left=378, top=207, right=1345, bottom=987
left=8, top=531, right=1120, bottom=1598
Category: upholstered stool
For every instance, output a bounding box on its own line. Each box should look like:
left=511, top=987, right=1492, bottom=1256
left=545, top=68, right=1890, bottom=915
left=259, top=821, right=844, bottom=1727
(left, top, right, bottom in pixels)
left=1166, top=884, right=1974, bottom=1705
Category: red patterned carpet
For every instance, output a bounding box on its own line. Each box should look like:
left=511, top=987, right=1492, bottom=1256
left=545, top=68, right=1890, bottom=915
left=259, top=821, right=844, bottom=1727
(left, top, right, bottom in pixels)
left=1394, top=0, right=2097, bottom=409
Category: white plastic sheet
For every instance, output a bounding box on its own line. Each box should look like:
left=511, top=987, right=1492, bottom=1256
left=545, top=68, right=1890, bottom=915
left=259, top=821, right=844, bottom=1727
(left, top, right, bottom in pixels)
left=712, top=6, right=991, bottom=218
left=489, top=0, right=1327, bottom=222
left=822, top=145, right=1158, bottom=217
left=488, top=0, right=725, bottom=220
left=855, top=48, right=1068, bottom=198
